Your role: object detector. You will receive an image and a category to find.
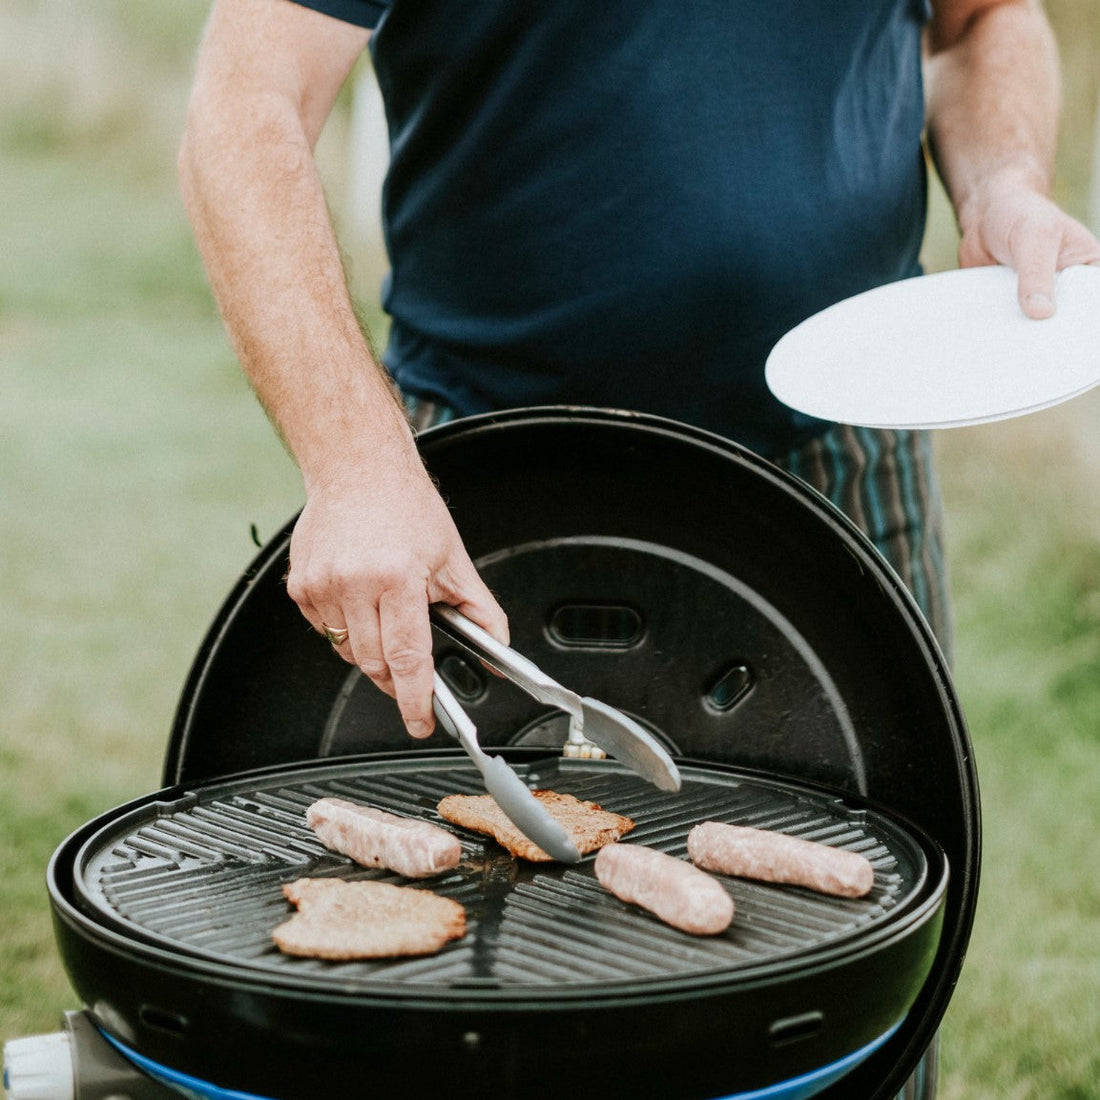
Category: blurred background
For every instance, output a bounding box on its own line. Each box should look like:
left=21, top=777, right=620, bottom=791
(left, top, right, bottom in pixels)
left=1, top=3, right=1097, bottom=1096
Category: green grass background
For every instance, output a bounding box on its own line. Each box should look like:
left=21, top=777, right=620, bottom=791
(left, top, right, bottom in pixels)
left=2, top=3, right=1097, bottom=1096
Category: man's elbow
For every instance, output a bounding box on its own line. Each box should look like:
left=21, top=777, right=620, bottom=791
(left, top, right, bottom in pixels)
left=927, top=0, right=1053, bottom=57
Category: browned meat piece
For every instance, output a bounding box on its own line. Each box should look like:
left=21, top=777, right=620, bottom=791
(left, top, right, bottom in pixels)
left=436, top=790, right=634, bottom=861
left=687, top=821, right=875, bottom=898
left=594, top=843, right=735, bottom=935
left=306, top=798, right=461, bottom=878
left=272, top=878, right=466, bottom=959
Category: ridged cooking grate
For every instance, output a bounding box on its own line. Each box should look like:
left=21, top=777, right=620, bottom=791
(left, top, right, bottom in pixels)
left=73, top=754, right=929, bottom=993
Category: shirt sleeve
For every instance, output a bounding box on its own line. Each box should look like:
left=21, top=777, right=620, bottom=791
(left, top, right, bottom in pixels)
left=285, top=0, right=389, bottom=30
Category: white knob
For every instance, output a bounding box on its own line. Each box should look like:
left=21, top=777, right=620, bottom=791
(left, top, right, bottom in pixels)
left=2, top=1033, right=75, bottom=1100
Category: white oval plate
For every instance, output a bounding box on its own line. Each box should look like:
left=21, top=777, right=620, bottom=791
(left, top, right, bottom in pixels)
left=765, top=264, right=1100, bottom=429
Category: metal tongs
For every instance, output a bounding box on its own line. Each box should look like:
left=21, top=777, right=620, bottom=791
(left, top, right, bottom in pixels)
left=430, top=604, right=682, bottom=863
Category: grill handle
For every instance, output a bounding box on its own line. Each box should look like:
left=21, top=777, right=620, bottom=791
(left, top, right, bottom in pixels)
left=430, top=603, right=582, bottom=713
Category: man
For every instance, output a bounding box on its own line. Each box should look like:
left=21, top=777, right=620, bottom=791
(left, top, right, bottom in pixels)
left=178, top=0, right=1098, bottom=742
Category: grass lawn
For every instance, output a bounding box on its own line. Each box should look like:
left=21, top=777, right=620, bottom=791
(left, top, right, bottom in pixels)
left=934, top=399, right=1100, bottom=1098
left=2, top=3, right=1098, bottom=1097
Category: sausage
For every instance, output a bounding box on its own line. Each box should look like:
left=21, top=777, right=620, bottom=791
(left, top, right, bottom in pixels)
left=306, top=798, right=461, bottom=879
left=687, top=821, right=874, bottom=898
left=594, top=843, right=735, bottom=935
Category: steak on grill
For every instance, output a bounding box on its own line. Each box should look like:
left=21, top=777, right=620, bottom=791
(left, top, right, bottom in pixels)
left=436, top=789, right=634, bottom=861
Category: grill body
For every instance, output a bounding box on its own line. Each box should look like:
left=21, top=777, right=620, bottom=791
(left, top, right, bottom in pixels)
left=47, top=409, right=979, bottom=1099
left=50, top=754, right=946, bottom=1099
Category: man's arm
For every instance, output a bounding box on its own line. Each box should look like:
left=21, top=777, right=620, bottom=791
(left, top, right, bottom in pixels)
left=925, top=0, right=1100, bottom=317
left=178, top=0, right=508, bottom=737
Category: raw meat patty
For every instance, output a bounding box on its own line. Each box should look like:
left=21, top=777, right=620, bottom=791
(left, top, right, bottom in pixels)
left=272, top=877, right=466, bottom=959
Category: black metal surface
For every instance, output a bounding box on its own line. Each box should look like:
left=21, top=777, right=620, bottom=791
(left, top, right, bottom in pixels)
left=71, top=754, right=935, bottom=991
left=111, top=408, right=977, bottom=1098
left=50, top=751, right=947, bottom=1099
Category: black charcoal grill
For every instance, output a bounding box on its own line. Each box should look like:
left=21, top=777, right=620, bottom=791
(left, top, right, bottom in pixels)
left=27, top=409, right=979, bottom=1100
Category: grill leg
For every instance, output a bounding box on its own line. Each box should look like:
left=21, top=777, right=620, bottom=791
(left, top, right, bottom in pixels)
left=66, top=1012, right=178, bottom=1100
left=897, top=1034, right=939, bottom=1100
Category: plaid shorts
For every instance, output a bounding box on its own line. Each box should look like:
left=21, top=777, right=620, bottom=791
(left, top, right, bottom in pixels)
left=773, top=422, right=952, bottom=659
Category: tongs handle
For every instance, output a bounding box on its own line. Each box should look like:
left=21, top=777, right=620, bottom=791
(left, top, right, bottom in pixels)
left=430, top=603, right=682, bottom=794
left=429, top=603, right=581, bottom=716
left=431, top=671, right=479, bottom=755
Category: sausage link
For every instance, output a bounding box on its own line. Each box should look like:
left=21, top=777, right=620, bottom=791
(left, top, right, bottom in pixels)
left=594, top=843, right=734, bottom=935
left=687, top=821, right=874, bottom=898
left=306, top=798, right=461, bottom=878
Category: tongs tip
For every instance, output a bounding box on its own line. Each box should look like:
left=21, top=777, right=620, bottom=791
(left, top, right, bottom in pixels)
left=433, top=671, right=582, bottom=863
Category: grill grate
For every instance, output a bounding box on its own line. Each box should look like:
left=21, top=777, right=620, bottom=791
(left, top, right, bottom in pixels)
left=74, top=754, right=928, bottom=994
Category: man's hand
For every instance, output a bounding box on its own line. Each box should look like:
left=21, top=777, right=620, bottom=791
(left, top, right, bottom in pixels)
left=955, top=167, right=1100, bottom=319
left=287, top=452, right=509, bottom=739
left=925, top=0, right=1100, bottom=318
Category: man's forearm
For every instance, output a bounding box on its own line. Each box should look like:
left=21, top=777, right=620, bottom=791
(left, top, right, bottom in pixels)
left=922, top=0, right=1100, bottom=312
left=178, top=36, right=415, bottom=494
left=924, top=0, right=1060, bottom=232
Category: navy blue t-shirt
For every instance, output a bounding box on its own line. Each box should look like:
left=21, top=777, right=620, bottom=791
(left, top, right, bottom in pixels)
left=295, top=1, right=929, bottom=455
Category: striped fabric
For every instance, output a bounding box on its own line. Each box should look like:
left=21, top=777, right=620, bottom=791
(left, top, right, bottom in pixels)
left=774, top=422, right=952, bottom=661
left=404, top=394, right=460, bottom=431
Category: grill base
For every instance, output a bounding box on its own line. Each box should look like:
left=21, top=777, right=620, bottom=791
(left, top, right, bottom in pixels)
left=49, top=751, right=947, bottom=1100
left=80, top=1014, right=903, bottom=1100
